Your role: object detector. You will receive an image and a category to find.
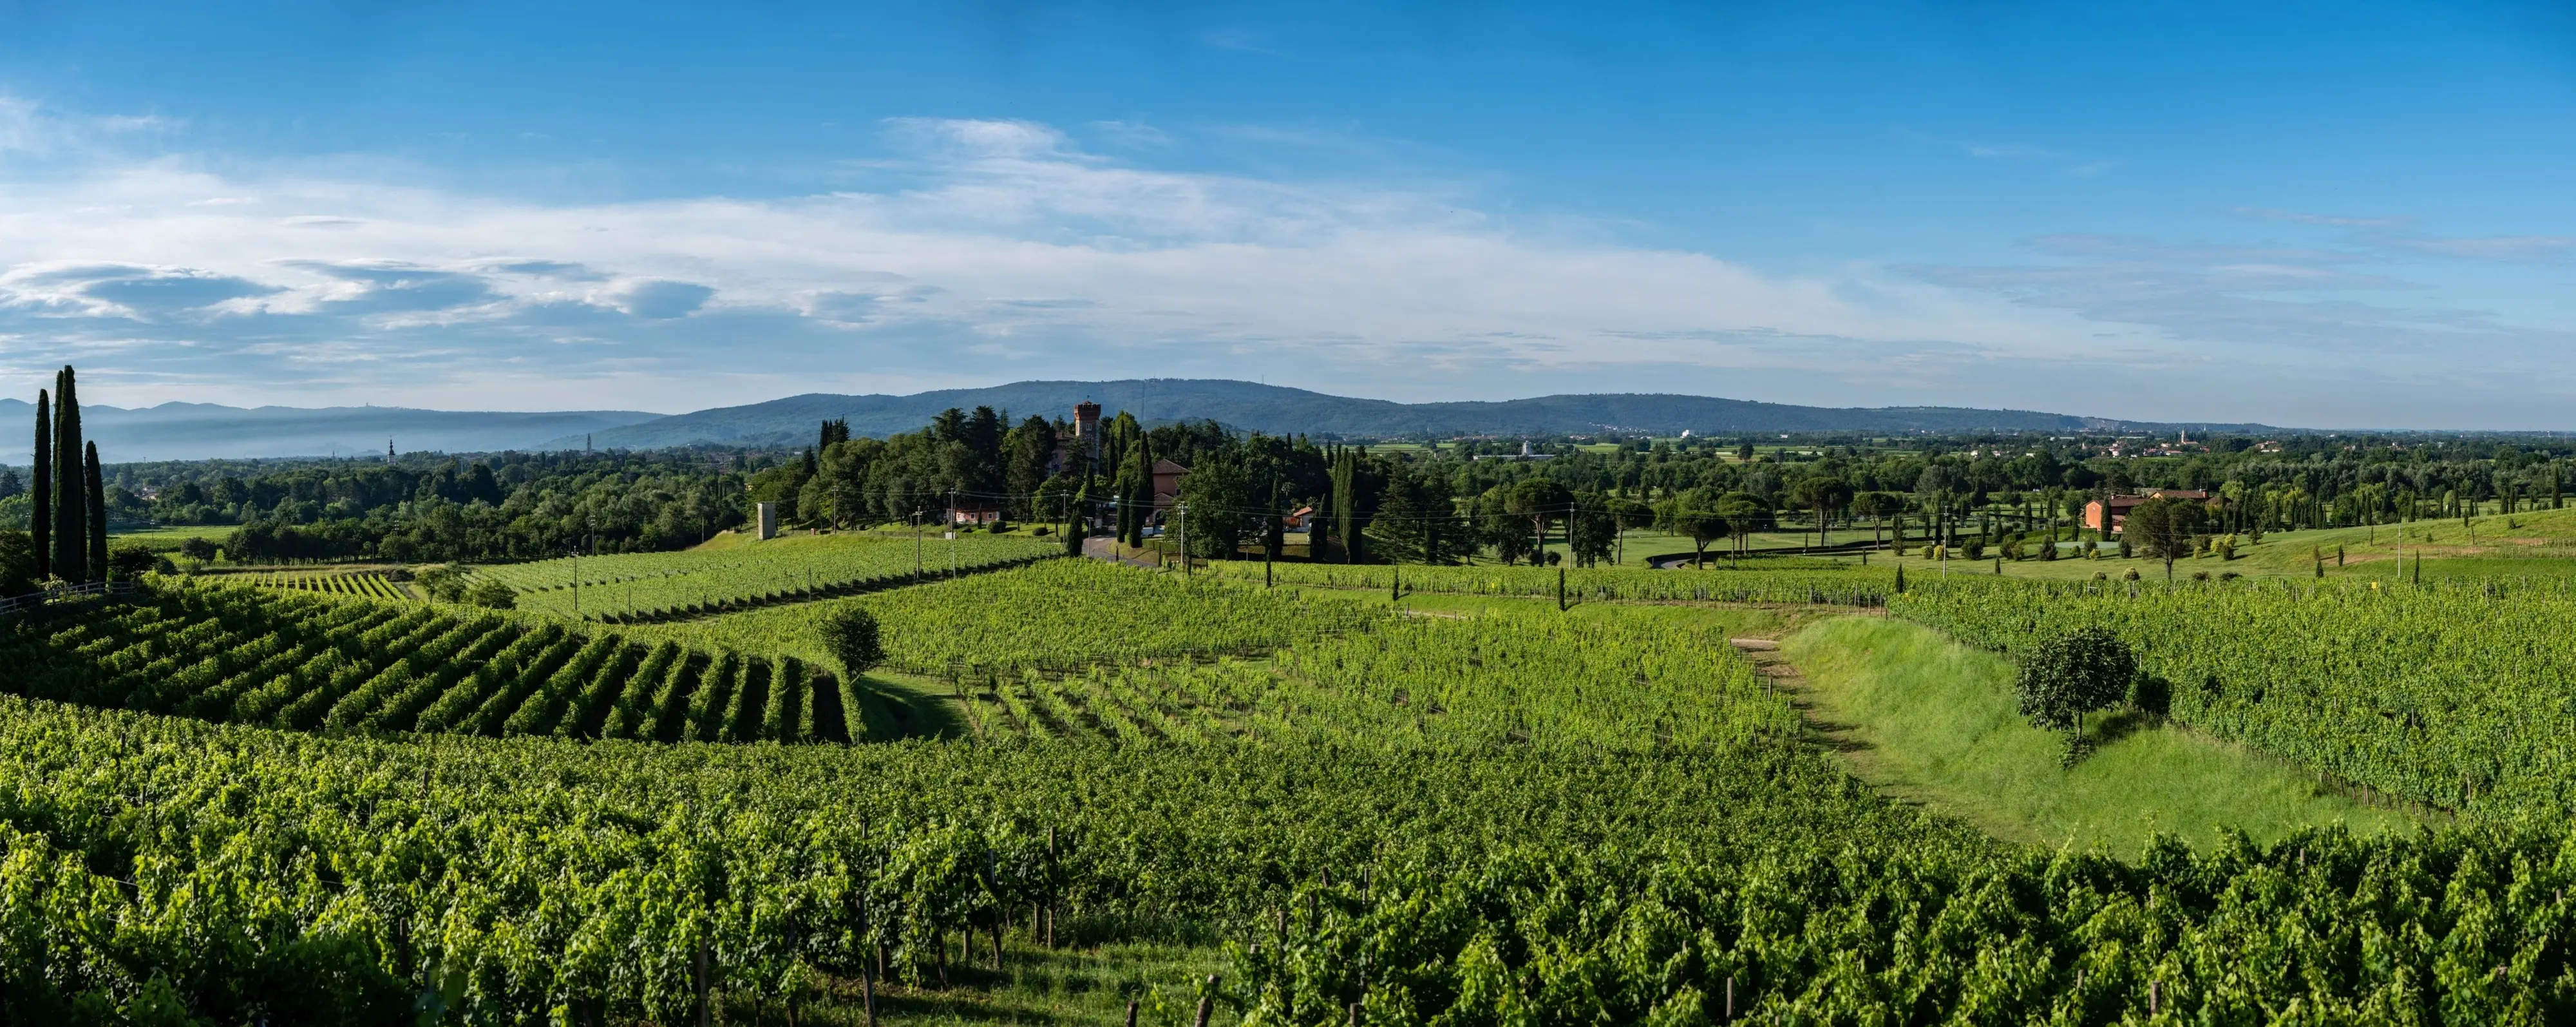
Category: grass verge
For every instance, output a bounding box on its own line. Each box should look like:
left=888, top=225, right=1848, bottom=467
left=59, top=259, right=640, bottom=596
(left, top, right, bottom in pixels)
left=1781, top=615, right=2421, bottom=852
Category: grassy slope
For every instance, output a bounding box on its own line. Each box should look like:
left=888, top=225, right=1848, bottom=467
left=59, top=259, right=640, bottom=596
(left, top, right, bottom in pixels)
left=1782, top=616, right=2421, bottom=852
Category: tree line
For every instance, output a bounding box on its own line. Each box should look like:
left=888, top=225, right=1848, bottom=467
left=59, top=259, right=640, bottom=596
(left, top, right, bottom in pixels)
left=19, top=397, right=2576, bottom=574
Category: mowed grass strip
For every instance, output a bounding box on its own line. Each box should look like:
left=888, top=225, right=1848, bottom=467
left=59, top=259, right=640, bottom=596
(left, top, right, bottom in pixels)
left=1781, top=615, right=2421, bottom=852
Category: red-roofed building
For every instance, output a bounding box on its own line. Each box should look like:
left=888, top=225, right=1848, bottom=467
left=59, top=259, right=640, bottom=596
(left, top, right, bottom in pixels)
left=2084, top=490, right=2212, bottom=533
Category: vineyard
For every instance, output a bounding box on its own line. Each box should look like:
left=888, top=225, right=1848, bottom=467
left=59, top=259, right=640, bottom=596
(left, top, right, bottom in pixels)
left=1202, top=559, right=1899, bottom=606
left=235, top=567, right=415, bottom=600
left=0, top=648, right=2568, bottom=1022
left=638, top=559, right=1392, bottom=678
left=0, top=582, right=878, bottom=744
left=3, top=557, right=2575, bottom=1022
left=478, top=530, right=1061, bottom=621
left=940, top=608, right=1794, bottom=749
left=1895, top=575, right=2576, bottom=820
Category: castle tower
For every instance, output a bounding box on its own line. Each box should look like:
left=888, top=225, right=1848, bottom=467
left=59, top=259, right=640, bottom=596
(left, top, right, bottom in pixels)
left=1073, top=400, right=1103, bottom=463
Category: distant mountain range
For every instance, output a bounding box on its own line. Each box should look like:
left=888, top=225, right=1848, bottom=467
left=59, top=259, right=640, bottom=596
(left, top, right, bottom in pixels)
left=0, top=380, right=2281, bottom=465
left=545, top=379, right=2277, bottom=450
left=0, top=399, right=661, bottom=463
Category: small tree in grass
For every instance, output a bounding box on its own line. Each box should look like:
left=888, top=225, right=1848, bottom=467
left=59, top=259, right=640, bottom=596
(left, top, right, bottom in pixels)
left=1665, top=489, right=1731, bottom=568
left=2016, top=626, right=2137, bottom=763
left=2125, top=497, right=2205, bottom=581
left=822, top=605, right=886, bottom=679
left=464, top=578, right=516, bottom=609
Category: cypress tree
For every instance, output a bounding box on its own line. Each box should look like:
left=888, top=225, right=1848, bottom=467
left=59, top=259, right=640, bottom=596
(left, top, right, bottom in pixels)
left=84, top=442, right=106, bottom=582
left=1130, top=432, right=1155, bottom=548
left=29, top=389, right=48, bottom=582
left=50, top=367, right=85, bottom=584
left=1063, top=477, right=1088, bottom=557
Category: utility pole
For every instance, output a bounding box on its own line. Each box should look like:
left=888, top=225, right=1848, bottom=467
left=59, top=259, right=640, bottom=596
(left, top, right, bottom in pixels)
left=1177, top=501, right=1189, bottom=577
left=914, top=507, right=923, bottom=578
left=1265, top=474, right=1278, bottom=588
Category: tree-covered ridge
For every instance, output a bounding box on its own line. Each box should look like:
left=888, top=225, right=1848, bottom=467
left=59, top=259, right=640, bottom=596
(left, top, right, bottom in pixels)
left=565, top=378, right=2254, bottom=450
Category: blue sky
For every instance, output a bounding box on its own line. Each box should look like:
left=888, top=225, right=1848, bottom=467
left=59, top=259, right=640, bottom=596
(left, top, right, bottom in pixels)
left=0, top=1, right=2571, bottom=427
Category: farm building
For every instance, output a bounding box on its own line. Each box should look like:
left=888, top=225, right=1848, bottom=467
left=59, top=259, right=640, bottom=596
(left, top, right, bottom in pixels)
left=1151, top=459, right=1189, bottom=514
left=2083, top=489, right=2212, bottom=533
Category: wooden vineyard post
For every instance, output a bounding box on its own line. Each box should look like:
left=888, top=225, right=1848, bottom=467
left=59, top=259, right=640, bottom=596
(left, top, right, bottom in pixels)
left=987, top=849, right=1004, bottom=970
left=1124, top=999, right=1139, bottom=1027
left=1724, top=975, right=1734, bottom=1021
left=860, top=935, right=877, bottom=1027
left=1390, top=566, right=1399, bottom=602
left=1046, top=827, right=1057, bottom=948
left=694, top=934, right=711, bottom=1027
left=1557, top=567, right=1566, bottom=611
left=1193, top=974, right=1219, bottom=1027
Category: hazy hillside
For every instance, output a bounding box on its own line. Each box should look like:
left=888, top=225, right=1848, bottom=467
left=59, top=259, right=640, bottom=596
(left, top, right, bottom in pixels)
left=0, top=381, right=2281, bottom=463
left=0, top=400, right=662, bottom=463
left=556, top=379, right=2273, bottom=449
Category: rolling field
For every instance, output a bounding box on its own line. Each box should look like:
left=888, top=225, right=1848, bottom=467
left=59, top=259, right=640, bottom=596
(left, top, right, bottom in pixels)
left=943, top=606, right=1788, bottom=749
left=1200, top=557, right=1894, bottom=604
left=238, top=566, right=416, bottom=600
left=0, top=582, right=871, bottom=743
left=475, top=530, right=1059, bottom=620
left=634, top=558, right=1390, bottom=678
left=5, top=544, right=2576, bottom=1021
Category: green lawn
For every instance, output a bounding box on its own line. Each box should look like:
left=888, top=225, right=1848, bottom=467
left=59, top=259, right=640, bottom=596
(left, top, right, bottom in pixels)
left=105, top=523, right=232, bottom=552
left=1781, top=616, right=2423, bottom=853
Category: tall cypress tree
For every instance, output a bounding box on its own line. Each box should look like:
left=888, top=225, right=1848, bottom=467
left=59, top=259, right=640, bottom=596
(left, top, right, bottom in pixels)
left=84, top=442, right=106, bottom=582
left=1331, top=448, right=1362, bottom=564
left=29, top=388, right=48, bottom=582
left=50, top=366, right=85, bottom=583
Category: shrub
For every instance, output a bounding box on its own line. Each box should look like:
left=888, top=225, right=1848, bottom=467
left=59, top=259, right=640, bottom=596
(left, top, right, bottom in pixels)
left=106, top=543, right=167, bottom=581
left=465, top=579, right=517, bottom=609
left=417, top=564, right=469, bottom=602
left=2014, top=626, right=2137, bottom=734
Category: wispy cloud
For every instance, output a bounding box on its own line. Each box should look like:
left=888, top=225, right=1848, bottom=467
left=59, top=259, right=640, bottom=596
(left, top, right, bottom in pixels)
left=2224, top=207, right=2570, bottom=264
left=0, top=104, right=2067, bottom=410
left=2374, top=233, right=2576, bottom=264
left=0, top=94, right=2568, bottom=425
left=1894, top=130, right=2113, bottom=177
left=1904, top=234, right=2574, bottom=371
left=2227, top=206, right=2415, bottom=229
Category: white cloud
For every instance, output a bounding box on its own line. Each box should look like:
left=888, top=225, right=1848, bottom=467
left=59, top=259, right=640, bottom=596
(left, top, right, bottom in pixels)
left=0, top=113, right=2087, bottom=410
left=0, top=102, right=2567, bottom=426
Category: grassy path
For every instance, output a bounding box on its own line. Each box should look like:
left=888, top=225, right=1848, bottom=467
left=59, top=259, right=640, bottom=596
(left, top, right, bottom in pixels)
left=1775, top=616, right=2422, bottom=852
